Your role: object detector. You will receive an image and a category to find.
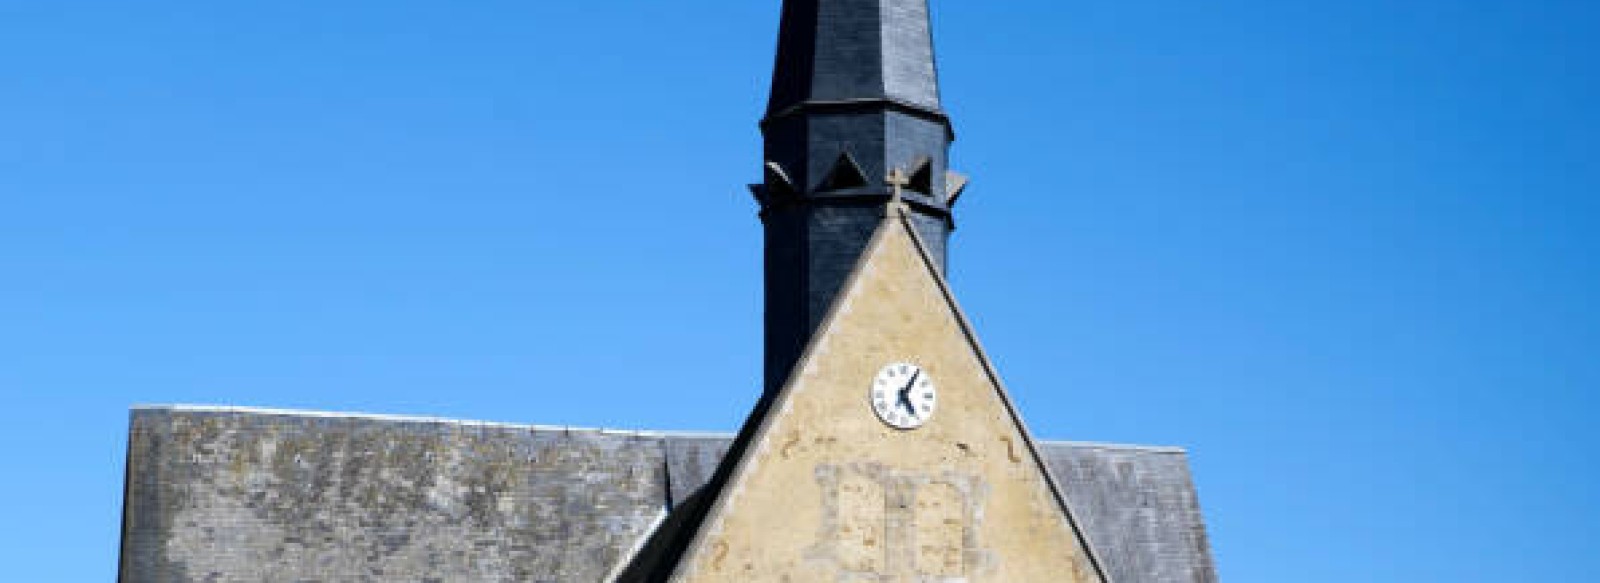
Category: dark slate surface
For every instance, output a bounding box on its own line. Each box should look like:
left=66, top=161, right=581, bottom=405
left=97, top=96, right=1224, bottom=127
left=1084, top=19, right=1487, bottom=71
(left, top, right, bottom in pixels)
left=120, top=406, right=1216, bottom=583
left=879, top=0, right=941, bottom=109
left=661, top=436, right=734, bottom=510
left=767, top=0, right=941, bottom=115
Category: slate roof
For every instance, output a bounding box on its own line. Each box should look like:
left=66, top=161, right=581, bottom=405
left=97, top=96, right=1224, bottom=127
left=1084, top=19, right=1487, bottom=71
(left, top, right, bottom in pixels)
left=119, top=406, right=1217, bottom=583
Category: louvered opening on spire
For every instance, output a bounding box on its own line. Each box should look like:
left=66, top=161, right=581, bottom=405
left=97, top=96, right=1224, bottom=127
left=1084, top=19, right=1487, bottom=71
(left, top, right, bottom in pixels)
left=765, top=162, right=798, bottom=198
left=907, top=157, right=934, bottom=195
left=819, top=153, right=869, bottom=192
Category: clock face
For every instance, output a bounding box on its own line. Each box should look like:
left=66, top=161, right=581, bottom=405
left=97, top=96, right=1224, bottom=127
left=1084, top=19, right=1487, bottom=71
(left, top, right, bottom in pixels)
left=870, top=362, right=937, bottom=430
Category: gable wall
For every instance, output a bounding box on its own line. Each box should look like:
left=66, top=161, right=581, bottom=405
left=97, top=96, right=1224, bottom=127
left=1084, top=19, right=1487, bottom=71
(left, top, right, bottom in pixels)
left=669, top=219, right=1106, bottom=583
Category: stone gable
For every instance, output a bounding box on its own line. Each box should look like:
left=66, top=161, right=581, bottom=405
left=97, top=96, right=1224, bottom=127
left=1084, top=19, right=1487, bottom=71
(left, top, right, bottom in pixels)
left=660, top=212, right=1110, bottom=583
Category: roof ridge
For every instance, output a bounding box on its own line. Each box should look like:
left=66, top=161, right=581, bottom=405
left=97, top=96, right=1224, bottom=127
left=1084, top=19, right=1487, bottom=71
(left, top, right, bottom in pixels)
left=132, top=405, right=1189, bottom=453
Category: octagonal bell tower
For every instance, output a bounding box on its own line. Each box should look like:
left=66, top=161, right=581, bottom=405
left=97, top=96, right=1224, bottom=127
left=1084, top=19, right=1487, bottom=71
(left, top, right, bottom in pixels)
left=753, top=0, right=969, bottom=393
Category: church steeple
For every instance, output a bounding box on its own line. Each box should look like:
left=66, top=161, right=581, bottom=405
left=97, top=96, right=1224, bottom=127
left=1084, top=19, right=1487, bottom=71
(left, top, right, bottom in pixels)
left=753, top=0, right=968, bottom=393
left=765, top=0, right=944, bottom=118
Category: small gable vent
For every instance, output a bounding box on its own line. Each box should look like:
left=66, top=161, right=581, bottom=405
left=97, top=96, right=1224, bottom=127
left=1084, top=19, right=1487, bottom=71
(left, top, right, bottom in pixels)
left=819, top=153, right=869, bottom=192
left=907, top=157, right=935, bottom=195
left=765, top=161, right=798, bottom=198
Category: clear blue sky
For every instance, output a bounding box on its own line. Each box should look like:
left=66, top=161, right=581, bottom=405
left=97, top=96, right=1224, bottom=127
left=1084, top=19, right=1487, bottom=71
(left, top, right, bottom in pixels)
left=2, top=0, right=1595, bottom=580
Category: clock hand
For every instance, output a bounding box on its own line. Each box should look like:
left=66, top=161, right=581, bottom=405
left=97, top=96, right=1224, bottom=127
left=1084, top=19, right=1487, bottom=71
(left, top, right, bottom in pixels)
left=898, top=370, right=921, bottom=417
left=901, top=370, right=921, bottom=395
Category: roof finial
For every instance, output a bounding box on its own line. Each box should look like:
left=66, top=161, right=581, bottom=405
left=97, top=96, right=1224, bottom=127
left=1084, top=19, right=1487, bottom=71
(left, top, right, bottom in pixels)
left=886, top=167, right=911, bottom=215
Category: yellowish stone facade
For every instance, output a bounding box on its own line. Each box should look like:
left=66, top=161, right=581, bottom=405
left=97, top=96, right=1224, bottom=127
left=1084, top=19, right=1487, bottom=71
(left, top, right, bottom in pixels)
left=670, top=210, right=1108, bottom=583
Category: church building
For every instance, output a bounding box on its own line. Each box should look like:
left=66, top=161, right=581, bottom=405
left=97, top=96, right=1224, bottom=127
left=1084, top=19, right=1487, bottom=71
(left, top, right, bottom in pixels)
left=118, top=1, right=1218, bottom=581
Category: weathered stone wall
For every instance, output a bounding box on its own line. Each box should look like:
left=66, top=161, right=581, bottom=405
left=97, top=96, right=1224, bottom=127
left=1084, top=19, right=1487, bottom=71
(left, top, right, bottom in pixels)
left=120, top=407, right=1215, bottom=583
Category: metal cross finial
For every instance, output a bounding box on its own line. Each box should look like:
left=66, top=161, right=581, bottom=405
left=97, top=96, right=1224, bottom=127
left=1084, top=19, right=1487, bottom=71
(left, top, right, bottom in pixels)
left=886, top=167, right=910, bottom=211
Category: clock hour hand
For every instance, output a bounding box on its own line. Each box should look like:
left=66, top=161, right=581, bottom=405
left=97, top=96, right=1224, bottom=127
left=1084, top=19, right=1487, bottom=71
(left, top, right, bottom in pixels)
left=898, top=370, right=921, bottom=418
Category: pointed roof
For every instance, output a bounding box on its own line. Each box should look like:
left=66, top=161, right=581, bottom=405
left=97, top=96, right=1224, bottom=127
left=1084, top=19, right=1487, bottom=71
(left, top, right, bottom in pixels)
left=616, top=206, right=1114, bottom=582
left=766, top=0, right=944, bottom=120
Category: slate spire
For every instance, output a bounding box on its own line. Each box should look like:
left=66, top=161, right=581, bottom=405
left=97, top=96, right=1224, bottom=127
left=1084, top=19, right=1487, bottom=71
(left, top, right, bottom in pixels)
left=766, top=0, right=944, bottom=117
left=754, top=0, right=968, bottom=393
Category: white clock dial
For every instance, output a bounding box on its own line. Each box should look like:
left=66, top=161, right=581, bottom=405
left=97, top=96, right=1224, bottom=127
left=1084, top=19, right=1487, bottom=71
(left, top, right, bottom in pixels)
left=870, top=362, right=937, bottom=430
